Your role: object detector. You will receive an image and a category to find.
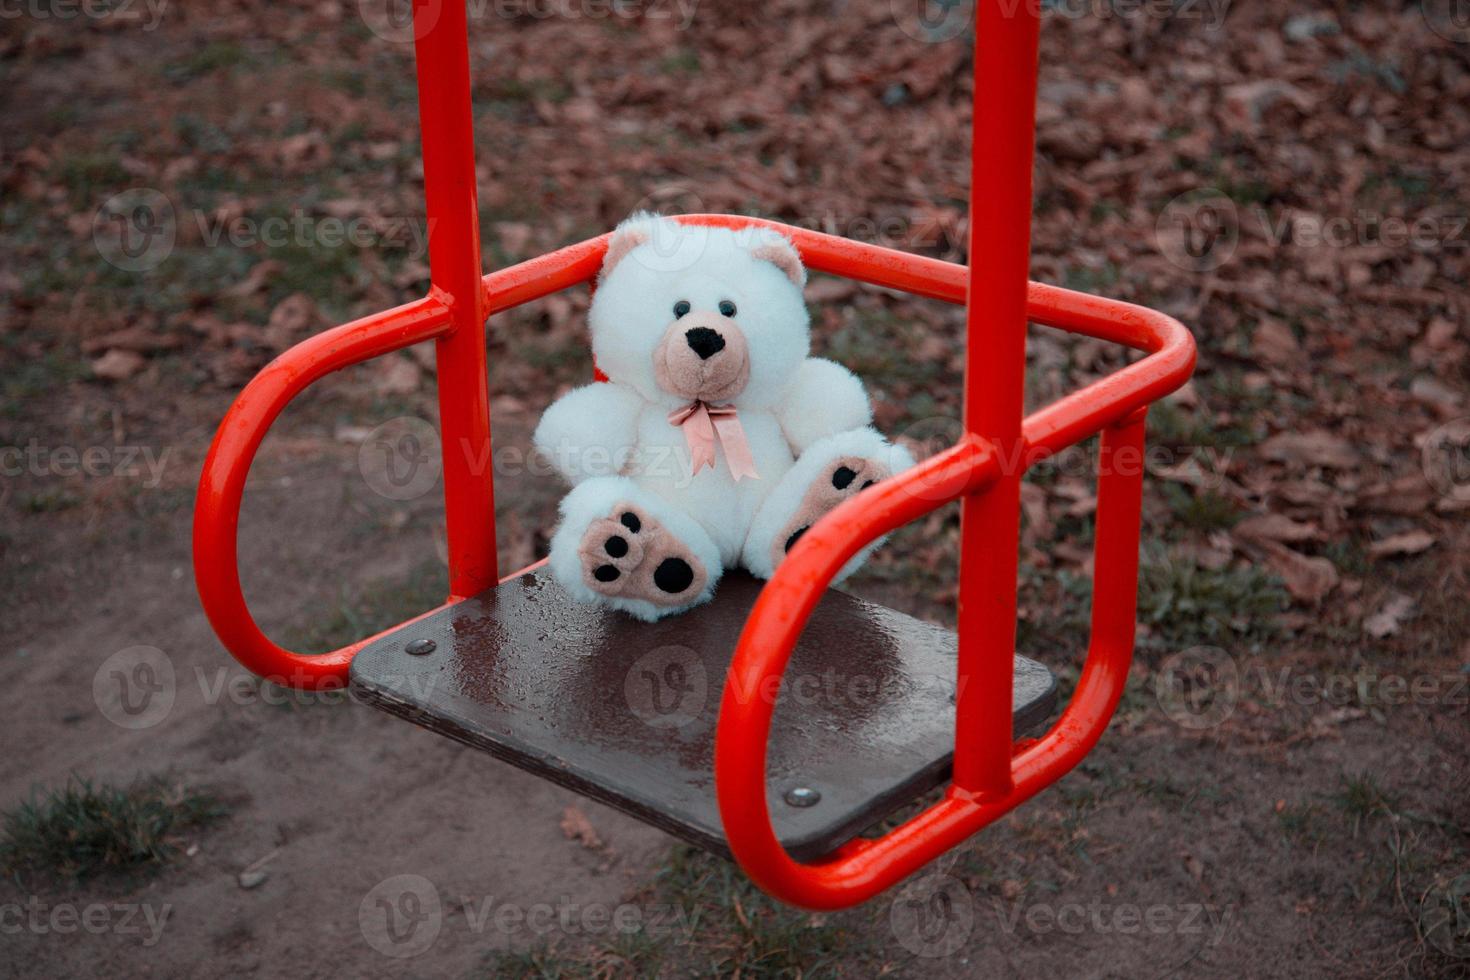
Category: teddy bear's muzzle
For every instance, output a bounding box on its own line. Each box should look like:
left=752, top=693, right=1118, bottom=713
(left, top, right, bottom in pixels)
left=653, top=312, right=750, bottom=403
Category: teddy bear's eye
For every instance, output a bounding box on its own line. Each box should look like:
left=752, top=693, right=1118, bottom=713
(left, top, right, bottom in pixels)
left=718, top=300, right=737, bottom=317
left=673, top=300, right=691, bottom=318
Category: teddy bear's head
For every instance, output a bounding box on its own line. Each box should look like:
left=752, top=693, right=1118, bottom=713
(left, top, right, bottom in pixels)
left=588, top=213, right=809, bottom=410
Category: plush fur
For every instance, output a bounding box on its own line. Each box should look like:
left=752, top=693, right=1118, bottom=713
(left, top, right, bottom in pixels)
left=533, top=213, right=914, bottom=620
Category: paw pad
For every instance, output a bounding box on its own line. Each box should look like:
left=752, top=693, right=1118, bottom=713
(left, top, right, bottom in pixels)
left=774, top=455, right=891, bottom=565
left=578, top=503, right=706, bottom=606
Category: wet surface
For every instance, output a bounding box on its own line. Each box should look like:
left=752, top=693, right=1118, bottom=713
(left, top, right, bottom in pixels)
left=350, top=570, right=1056, bottom=860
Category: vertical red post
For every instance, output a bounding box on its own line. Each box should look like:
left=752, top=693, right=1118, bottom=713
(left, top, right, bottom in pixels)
left=413, top=0, right=498, bottom=598
left=952, top=0, right=1042, bottom=795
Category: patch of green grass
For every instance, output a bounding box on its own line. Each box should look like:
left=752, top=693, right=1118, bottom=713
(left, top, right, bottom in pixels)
left=1060, top=262, right=1120, bottom=295
left=651, top=846, right=870, bottom=977
left=1336, top=772, right=1396, bottom=837
left=479, top=76, right=571, bottom=119
left=483, top=844, right=877, bottom=977
left=1148, top=399, right=1255, bottom=450
left=514, top=336, right=591, bottom=385
left=1163, top=483, right=1240, bottom=534
left=482, top=934, right=661, bottom=979
left=1017, top=566, right=1092, bottom=656
left=285, top=560, right=446, bottom=654
left=317, top=66, right=367, bottom=97
left=1, top=777, right=224, bottom=880
left=659, top=48, right=701, bottom=74
left=22, top=489, right=81, bottom=513
left=162, top=41, right=255, bottom=84
left=1, top=351, right=85, bottom=419
left=174, top=113, right=236, bottom=155
left=1216, top=174, right=1272, bottom=207
left=827, top=310, right=943, bottom=387
left=49, top=153, right=130, bottom=208
left=1136, top=550, right=1288, bottom=653
left=1322, top=536, right=1371, bottom=577
left=1276, top=802, right=1327, bottom=847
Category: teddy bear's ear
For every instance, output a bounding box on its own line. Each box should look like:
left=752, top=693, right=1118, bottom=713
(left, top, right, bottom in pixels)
left=600, top=212, right=660, bottom=281
left=751, top=233, right=806, bottom=289
left=601, top=226, right=649, bottom=280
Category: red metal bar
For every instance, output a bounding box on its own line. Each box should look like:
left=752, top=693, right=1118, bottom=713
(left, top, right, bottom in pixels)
left=714, top=410, right=1154, bottom=909
left=414, top=0, right=497, bottom=599
left=953, top=0, right=1042, bottom=797
left=192, top=298, right=453, bottom=688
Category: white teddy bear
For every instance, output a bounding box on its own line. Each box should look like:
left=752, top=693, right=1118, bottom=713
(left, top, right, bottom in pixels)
left=533, top=213, right=915, bottom=620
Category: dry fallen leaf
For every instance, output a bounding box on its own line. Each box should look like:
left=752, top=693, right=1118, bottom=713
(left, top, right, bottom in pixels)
left=1233, top=513, right=1319, bottom=544
left=263, top=293, right=320, bottom=351
left=90, top=349, right=146, bottom=381
left=1364, top=593, right=1416, bottom=639
left=560, top=806, right=603, bottom=850
left=1250, top=316, right=1300, bottom=366
left=1367, top=530, right=1435, bottom=559
left=1257, top=540, right=1339, bottom=602
left=1259, top=431, right=1360, bottom=469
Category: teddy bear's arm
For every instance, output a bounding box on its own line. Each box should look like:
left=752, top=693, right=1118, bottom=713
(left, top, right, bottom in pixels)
left=775, top=357, right=874, bottom=455
left=533, top=382, right=644, bottom=485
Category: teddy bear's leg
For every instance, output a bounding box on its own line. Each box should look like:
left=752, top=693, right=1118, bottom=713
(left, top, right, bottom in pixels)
left=741, top=428, right=915, bottom=583
left=548, top=476, right=724, bottom=622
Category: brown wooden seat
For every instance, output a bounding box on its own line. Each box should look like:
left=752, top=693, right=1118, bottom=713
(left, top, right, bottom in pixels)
left=349, top=569, right=1056, bottom=861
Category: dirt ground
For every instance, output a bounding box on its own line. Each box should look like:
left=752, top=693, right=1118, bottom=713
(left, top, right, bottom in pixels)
left=2, top=0, right=1468, bottom=977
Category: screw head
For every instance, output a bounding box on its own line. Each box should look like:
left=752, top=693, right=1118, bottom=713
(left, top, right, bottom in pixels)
left=404, top=638, right=436, bottom=656
left=784, top=786, right=820, bottom=808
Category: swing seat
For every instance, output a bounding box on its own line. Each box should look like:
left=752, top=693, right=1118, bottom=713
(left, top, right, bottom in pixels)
left=349, top=568, right=1056, bottom=860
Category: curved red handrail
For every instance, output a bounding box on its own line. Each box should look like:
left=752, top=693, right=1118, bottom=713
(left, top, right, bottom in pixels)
left=715, top=411, right=1159, bottom=909
left=192, top=296, right=452, bottom=688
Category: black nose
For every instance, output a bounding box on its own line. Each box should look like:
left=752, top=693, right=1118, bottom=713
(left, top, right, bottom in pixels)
left=685, top=326, right=726, bottom=360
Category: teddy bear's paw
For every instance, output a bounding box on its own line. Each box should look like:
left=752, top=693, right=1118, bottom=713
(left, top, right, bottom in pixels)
left=578, top=503, right=708, bottom=606
left=772, top=455, right=892, bottom=568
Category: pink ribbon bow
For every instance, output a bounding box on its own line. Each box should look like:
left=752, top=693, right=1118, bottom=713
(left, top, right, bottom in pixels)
left=667, top=401, right=760, bottom=481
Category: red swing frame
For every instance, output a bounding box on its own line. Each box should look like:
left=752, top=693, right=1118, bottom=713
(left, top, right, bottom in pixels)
left=193, top=0, right=1195, bottom=909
